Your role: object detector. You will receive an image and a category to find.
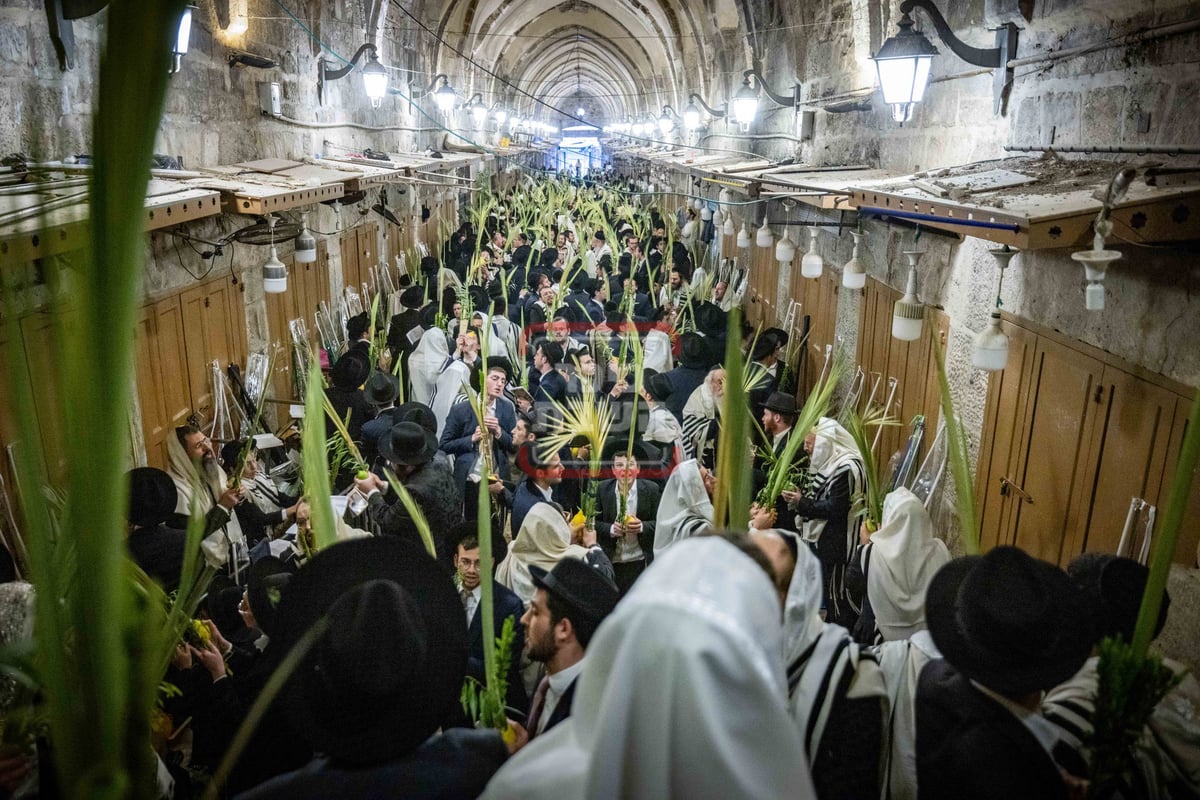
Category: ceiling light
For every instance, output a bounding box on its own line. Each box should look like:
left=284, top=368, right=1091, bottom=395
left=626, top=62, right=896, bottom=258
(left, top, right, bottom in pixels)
left=891, top=251, right=925, bottom=341
left=723, top=216, right=735, bottom=236
left=972, top=311, right=1008, bottom=371
left=262, top=216, right=287, bottom=293
left=1071, top=236, right=1120, bottom=311
left=756, top=219, right=773, bottom=247
left=737, top=223, right=751, bottom=249
left=842, top=230, right=866, bottom=289
left=775, top=232, right=795, bottom=264
left=800, top=228, right=823, bottom=279
left=295, top=212, right=316, bottom=264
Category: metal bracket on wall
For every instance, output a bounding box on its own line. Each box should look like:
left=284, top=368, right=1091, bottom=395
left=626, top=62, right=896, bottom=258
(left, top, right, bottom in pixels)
left=44, top=0, right=76, bottom=71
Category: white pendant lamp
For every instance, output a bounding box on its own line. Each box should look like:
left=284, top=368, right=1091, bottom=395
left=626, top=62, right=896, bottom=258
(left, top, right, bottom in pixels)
left=294, top=212, right=317, bottom=264
left=723, top=215, right=735, bottom=236
left=842, top=230, right=866, bottom=289
left=737, top=223, right=752, bottom=249
left=891, top=251, right=924, bottom=341
left=801, top=227, right=824, bottom=279
left=972, top=245, right=1018, bottom=370
left=775, top=232, right=796, bottom=264
left=262, top=216, right=287, bottom=294
left=756, top=220, right=773, bottom=248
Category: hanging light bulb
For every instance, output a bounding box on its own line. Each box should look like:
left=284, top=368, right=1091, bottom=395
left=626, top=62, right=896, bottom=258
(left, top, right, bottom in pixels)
left=295, top=212, right=316, bottom=264
left=723, top=215, right=735, bottom=236
left=692, top=196, right=703, bottom=212
left=891, top=251, right=925, bottom=341
left=756, top=219, right=773, bottom=248
left=972, top=245, right=1018, bottom=370
left=700, top=205, right=713, bottom=222
left=801, top=227, right=824, bottom=279
left=842, top=230, right=866, bottom=289
left=718, top=187, right=732, bottom=205
left=775, top=232, right=796, bottom=264
left=262, top=215, right=287, bottom=294
left=1071, top=232, right=1120, bottom=311
left=737, top=222, right=752, bottom=248
left=972, top=311, right=1009, bottom=371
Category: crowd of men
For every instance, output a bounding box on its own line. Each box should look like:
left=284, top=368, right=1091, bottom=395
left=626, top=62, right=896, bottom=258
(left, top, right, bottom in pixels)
left=71, top=180, right=1199, bottom=799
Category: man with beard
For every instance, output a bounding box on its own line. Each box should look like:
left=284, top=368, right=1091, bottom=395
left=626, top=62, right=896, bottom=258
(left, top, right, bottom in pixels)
left=521, top=558, right=619, bottom=737
left=166, top=424, right=249, bottom=581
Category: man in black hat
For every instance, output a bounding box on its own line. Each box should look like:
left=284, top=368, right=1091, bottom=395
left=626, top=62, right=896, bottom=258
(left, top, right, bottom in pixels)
left=386, top=285, right=428, bottom=379
left=239, top=537, right=521, bottom=799
left=440, top=358, right=517, bottom=510
left=325, top=350, right=372, bottom=444
left=595, top=441, right=661, bottom=595
left=915, top=547, right=1095, bottom=800
left=359, top=371, right=400, bottom=465
left=126, top=466, right=189, bottom=592
left=659, top=331, right=712, bottom=422
left=757, top=391, right=798, bottom=464
left=355, top=421, right=462, bottom=554
left=522, top=558, right=619, bottom=738
left=346, top=312, right=372, bottom=361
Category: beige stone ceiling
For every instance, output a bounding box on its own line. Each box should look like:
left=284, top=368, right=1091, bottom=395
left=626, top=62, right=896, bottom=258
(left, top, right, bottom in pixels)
left=396, top=0, right=745, bottom=123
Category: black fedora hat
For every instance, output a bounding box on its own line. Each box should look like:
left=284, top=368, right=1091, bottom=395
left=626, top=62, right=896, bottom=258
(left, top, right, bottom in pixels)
left=762, top=391, right=799, bottom=416
left=246, top=555, right=294, bottom=638
left=530, top=559, right=618, bottom=625
left=485, top=356, right=513, bottom=382
left=751, top=331, right=780, bottom=361
left=925, top=547, right=1094, bottom=696
left=363, top=371, right=399, bottom=406
left=331, top=350, right=370, bottom=390
left=678, top=331, right=709, bottom=368
left=275, top=537, right=467, bottom=765
left=395, top=402, right=437, bottom=435
left=127, top=467, right=178, bottom=528
left=378, top=421, right=437, bottom=466
left=400, top=286, right=424, bottom=308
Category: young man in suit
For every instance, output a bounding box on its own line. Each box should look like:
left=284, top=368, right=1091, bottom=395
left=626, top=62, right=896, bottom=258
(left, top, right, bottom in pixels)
left=453, top=529, right=529, bottom=723
left=522, top=558, right=619, bottom=738
left=529, top=341, right=567, bottom=406
left=439, top=357, right=517, bottom=515
left=594, top=441, right=661, bottom=596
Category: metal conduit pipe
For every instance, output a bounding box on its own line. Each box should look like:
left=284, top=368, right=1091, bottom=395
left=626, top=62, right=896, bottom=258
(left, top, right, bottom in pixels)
left=856, top=206, right=1022, bottom=232
left=1003, top=144, right=1200, bottom=156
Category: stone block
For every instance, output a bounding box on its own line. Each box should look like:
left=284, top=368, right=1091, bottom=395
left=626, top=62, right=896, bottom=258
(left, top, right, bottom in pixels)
left=1121, top=79, right=1169, bottom=142
left=1159, top=78, right=1200, bottom=148
left=1013, top=93, right=1042, bottom=146
left=1080, top=84, right=1125, bottom=144
left=0, top=21, right=29, bottom=67
left=1043, top=90, right=1080, bottom=146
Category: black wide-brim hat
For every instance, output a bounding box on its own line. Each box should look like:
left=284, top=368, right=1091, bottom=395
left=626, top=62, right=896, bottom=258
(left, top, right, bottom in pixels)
left=530, top=560, right=618, bottom=625
left=378, top=421, right=438, bottom=466
left=276, top=537, right=467, bottom=765
left=486, top=356, right=514, bottom=382
left=331, top=350, right=371, bottom=390
left=601, top=438, right=656, bottom=463
left=925, top=546, right=1094, bottom=696
left=363, top=370, right=399, bottom=406
left=763, top=391, right=799, bottom=416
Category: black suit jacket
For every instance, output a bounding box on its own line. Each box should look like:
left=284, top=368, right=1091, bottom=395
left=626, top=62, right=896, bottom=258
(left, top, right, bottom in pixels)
left=466, top=581, right=529, bottom=719
left=386, top=309, right=423, bottom=355
left=595, top=478, right=659, bottom=565
left=916, top=659, right=1068, bottom=800
left=532, top=368, right=567, bottom=405
left=540, top=678, right=578, bottom=736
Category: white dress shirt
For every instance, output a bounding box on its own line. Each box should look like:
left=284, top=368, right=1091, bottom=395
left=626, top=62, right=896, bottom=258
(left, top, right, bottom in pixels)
left=539, top=657, right=587, bottom=734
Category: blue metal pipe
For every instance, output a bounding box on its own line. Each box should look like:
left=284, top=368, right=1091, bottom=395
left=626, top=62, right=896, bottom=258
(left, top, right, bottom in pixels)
left=856, top=206, right=1021, bottom=232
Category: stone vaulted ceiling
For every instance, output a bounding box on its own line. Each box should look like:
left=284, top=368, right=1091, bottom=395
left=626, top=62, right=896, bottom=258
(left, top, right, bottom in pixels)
left=392, top=0, right=746, bottom=125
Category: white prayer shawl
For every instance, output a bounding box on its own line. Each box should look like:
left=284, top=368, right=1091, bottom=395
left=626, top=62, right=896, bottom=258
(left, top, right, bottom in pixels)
left=868, top=487, right=950, bottom=642
left=495, top=504, right=591, bottom=607
left=642, top=328, right=674, bottom=373
left=681, top=370, right=720, bottom=460
left=470, top=311, right=510, bottom=361
left=165, top=433, right=246, bottom=573
left=643, top=405, right=683, bottom=449
left=490, top=316, right=521, bottom=365
left=482, top=537, right=816, bottom=800
left=873, top=631, right=942, bottom=800
left=430, top=359, right=472, bottom=439
left=799, top=417, right=865, bottom=559
left=409, top=329, right=449, bottom=406
left=653, top=459, right=713, bottom=556
left=777, top=530, right=887, bottom=763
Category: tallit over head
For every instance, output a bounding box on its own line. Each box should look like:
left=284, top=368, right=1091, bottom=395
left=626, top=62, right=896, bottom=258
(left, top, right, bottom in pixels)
left=653, top=458, right=713, bottom=556
left=799, top=416, right=864, bottom=550
left=165, top=430, right=245, bottom=570
left=495, top=503, right=591, bottom=607
left=867, top=487, right=950, bottom=642
left=409, top=329, right=450, bottom=406
left=481, top=536, right=816, bottom=800
left=430, top=358, right=472, bottom=438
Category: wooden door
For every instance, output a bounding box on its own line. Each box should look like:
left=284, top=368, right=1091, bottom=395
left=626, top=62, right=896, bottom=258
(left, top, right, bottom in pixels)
left=1078, top=368, right=1180, bottom=556
left=1007, top=338, right=1106, bottom=565
left=340, top=229, right=361, bottom=300
left=976, top=319, right=1039, bottom=551
left=18, top=314, right=68, bottom=484
left=357, top=222, right=378, bottom=298
left=180, top=279, right=242, bottom=422
left=1160, top=393, right=1200, bottom=564
left=133, top=297, right=192, bottom=469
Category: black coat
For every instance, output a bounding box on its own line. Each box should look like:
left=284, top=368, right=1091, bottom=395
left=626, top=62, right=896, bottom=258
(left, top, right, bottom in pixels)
left=466, top=581, right=529, bottom=720
left=127, top=524, right=188, bottom=593
left=594, top=478, right=659, bottom=565
left=916, top=659, right=1069, bottom=800
left=660, top=364, right=708, bottom=421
